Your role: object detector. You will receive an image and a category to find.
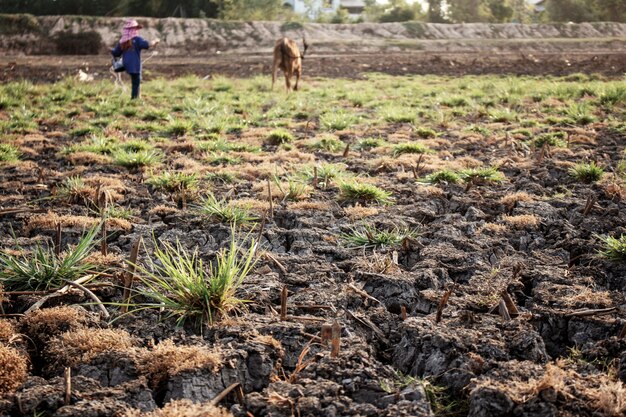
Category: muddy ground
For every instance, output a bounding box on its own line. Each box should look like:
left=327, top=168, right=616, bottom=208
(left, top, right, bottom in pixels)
left=2, top=50, right=626, bottom=84
left=0, top=50, right=625, bottom=417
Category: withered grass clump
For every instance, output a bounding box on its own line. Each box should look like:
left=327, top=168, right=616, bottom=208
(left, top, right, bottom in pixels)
left=471, top=360, right=626, bottom=417
left=47, top=328, right=136, bottom=367
left=502, top=214, right=540, bottom=230
left=137, top=339, right=221, bottom=388
left=22, top=306, right=89, bottom=345
left=0, top=344, right=28, bottom=393
left=26, top=212, right=131, bottom=233
left=0, top=320, right=16, bottom=343
left=124, top=399, right=232, bottom=417
left=343, top=205, right=379, bottom=220
left=499, top=192, right=534, bottom=209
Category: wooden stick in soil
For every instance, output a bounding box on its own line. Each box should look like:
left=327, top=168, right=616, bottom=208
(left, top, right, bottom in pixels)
left=619, top=321, right=626, bottom=339
left=500, top=291, right=519, bottom=317
left=100, top=220, right=107, bottom=256
left=330, top=321, right=341, bottom=358
left=320, top=323, right=333, bottom=346
left=267, top=179, right=273, bottom=219
left=265, top=252, right=288, bottom=276
left=498, top=299, right=511, bottom=322
left=342, top=143, right=350, bottom=158
left=582, top=194, right=597, bottom=217
left=412, top=154, right=424, bottom=179
left=280, top=285, right=288, bottom=321
left=55, top=222, right=62, bottom=256
left=64, top=367, right=71, bottom=405
left=401, top=305, right=407, bottom=321
left=121, top=239, right=141, bottom=314
left=210, top=382, right=241, bottom=406
left=435, top=287, right=454, bottom=323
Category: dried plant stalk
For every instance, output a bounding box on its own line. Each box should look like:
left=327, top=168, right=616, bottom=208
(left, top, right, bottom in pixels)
left=121, top=239, right=141, bottom=314
left=331, top=321, right=341, bottom=358
left=280, top=286, right=287, bottom=321
left=320, top=323, right=332, bottom=346
left=501, top=291, right=519, bottom=317
left=435, top=287, right=453, bottom=323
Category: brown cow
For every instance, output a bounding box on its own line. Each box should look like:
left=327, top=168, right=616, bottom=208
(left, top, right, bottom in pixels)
left=272, top=37, right=309, bottom=92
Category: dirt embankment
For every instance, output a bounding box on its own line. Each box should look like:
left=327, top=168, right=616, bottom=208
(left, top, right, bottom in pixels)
left=1, top=15, right=625, bottom=56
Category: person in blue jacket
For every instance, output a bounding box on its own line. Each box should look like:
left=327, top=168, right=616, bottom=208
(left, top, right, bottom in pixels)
left=111, top=19, right=160, bottom=100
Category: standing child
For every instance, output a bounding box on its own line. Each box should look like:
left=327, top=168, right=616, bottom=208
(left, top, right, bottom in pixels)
left=111, top=19, right=160, bottom=100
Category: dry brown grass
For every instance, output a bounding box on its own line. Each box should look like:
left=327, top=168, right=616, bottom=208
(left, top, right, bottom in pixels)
left=47, top=328, right=136, bottom=367
left=137, top=339, right=221, bottom=389
left=479, top=223, right=507, bottom=235
left=502, top=214, right=540, bottom=230
left=251, top=334, right=283, bottom=352
left=123, top=399, right=233, bottom=417
left=84, top=252, right=125, bottom=268
left=343, top=205, right=379, bottom=220
left=287, top=201, right=332, bottom=211
left=22, top=306, right=89, bottom=344
left=0, top=320, right=15, bottom=343
left=456, top=156, right=484, bottom=168
left=67, top=152, right=113, bottom=166
left=472, top=360, right=626, bottom=417
left=419, top=185, right=446, bottom=198
left=149, top=205, right=180, bottom=218
left=354, top=252, right=401, bottom=275
left=26, top=212, right=132, bottom=233
left=0, top=344, right=28, bottom=393
left=499, top=192, right=534, bottom=208
left=535, top=283, right=614, bottom=309
left=233, top=198, right=271, bottom=213
left=160, top=140, right=197, bottom=154
left=603, top=181, right=626, bottom=201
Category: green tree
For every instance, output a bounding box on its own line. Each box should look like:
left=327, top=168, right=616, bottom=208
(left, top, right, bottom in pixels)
left=544, top=0, right=595, bottom=22
left=218, top=0, right=284, bottom=20
left=591, top=0, right=626, bottom=22
left=426, top=0, right=446, bottom=23
left=487, top=0, right=513, bottom=22
left=446, top=0, right=491, bottom=23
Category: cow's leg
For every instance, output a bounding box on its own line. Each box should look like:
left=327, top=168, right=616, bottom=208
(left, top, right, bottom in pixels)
left=284, top=71, right=292, bottom=92
left=294, top=68, right=301, bottom=91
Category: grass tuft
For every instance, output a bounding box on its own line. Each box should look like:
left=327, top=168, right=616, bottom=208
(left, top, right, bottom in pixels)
left=129, top=231, right=257, bottom=328
left=266, top=129, right=294, bottom=145
left=342, top=224, right=418, bottom=249
left=196, top=194, right=257, bottom=225
left=0, top=143, right=20, bottom=162
left=597, top=234, right=626, bottom=261
left=0, top=225, right=100, bottom=291
left=423, top=170, right=460, bottom=184
left=392, top=142, right=432, bottom=157
left=339, top=182, right=393, bottom=205
left=113, top=149, right=162, bottom=169
left=569, top=161, right=604, bottom=183
left=147, top=171, right=199, bottom=194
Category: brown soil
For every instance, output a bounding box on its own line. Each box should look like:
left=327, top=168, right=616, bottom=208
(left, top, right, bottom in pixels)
left=2, top=50, right=625, bottom=84
left=0, top=49, right=625, bottom=417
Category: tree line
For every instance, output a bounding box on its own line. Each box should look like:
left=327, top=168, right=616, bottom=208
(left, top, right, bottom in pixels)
left=0, top=0, right=623, bottom=23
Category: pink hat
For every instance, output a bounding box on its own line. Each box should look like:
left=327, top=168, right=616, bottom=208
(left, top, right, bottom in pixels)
left=123, top=19, right=143, bottom=30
